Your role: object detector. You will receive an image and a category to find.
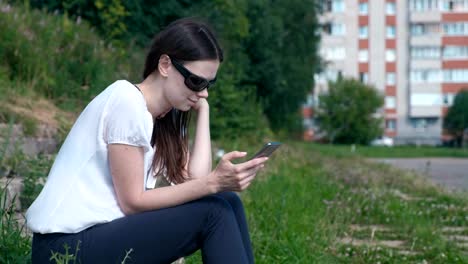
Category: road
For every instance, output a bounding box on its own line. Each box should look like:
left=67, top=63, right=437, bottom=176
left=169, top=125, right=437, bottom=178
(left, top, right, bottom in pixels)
left=372, top=158, right=468, bottom=191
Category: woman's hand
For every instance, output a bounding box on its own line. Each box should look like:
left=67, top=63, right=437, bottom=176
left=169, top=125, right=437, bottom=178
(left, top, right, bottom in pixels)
left=192, top=98, right=209, bottom=112
left=208, top=151, right=268, bottom=193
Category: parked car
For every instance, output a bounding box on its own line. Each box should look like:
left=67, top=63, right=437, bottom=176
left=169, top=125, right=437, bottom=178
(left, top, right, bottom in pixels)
left=370, top=136, right=394, bottom=147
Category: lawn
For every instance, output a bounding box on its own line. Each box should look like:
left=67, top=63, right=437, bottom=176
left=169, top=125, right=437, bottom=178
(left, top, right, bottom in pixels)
left=187, top=142, right=468, bottom=263
left=2, top=142, right=467, bottom=263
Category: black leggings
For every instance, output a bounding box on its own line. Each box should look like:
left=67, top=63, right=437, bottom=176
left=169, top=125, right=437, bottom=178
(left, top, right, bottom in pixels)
left=31, top=192, right=254, bottom=264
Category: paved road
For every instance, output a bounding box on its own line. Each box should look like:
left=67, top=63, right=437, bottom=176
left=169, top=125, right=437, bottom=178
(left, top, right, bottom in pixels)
left=372, top=158, right=468, bottom=191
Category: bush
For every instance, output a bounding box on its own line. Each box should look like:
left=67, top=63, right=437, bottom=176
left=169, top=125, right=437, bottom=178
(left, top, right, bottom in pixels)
left=0, top=2, right=141, bottom=110
left=316, top=78, right=384, bottom=144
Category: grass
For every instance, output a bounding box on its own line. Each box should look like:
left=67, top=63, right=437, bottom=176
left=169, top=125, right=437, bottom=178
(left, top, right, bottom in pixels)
left=0, top=180, right=31, bottom=263
left=0, top=2, right=143, bottom=133
left=186, top=141, right=468, bottom=263
left=1, top=139, right=467, bottom=263
left=306, top=143, right=468, bottom=158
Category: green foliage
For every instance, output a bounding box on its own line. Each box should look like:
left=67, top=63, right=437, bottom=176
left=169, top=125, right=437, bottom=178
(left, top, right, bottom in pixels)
left=209, top=80, right=271, bottom=141
left=0, top=183, right=32, bottom=264
left=443, top=89, right=468, bottom=147
left=94, top=0, right=129, bottom=41
left=20, top=0, right=323, bottom=137
left=26, top=0, right=129, bottom=42
left=245, top=0, right=322, bottom=133
left=316, top=78, right=384, bottom=144
left=49, top=242, right=84, bottom=264
left=0, top=2, right=140, bottom=111
left=18, top=154, right=52, bottom=209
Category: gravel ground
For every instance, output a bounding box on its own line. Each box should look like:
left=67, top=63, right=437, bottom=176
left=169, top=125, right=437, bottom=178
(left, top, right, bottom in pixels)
left=371, top=158, right=468, bottom=192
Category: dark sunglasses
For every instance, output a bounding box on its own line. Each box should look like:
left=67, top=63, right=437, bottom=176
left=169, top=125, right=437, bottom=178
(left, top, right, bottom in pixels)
left=170, top=58, right=217, bottom=92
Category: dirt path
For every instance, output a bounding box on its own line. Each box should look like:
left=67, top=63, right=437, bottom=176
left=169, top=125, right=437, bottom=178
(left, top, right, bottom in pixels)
left=371, top=158, right=468, bottom=191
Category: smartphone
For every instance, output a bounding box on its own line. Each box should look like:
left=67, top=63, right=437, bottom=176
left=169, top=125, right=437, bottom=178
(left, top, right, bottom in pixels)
left=250, top=142, right=282, bottom=160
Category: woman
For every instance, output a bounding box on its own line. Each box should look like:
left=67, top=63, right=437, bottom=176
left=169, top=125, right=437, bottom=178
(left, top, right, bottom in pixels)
left=26, top=18, right=267, bottom=263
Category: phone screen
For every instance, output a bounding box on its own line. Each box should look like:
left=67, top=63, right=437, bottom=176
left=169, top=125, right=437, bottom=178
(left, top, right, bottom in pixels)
left=251, top=142, right=282, bottom=159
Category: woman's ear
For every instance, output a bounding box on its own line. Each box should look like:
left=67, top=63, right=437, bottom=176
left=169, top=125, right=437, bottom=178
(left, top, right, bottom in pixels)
left=158, top=54, right=171, bottom=77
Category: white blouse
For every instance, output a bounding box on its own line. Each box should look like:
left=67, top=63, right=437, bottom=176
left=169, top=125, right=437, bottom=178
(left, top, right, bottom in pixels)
left=26, top=80, right=154, bottom=234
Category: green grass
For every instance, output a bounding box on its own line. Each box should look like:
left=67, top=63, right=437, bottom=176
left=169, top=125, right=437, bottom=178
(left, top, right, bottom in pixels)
left=0, top=2, right=143, bottom=116
left=305, top=143, right=468, bottom=158
left=1, top=141, right=467, bottom=263
left=186, top=141, right=468, bottom=263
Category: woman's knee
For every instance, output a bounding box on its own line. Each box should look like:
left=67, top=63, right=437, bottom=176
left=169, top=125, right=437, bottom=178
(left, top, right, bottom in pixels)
left=215, top=192, right=244, bottom=210
left=198, top=195, right=236, bottom=221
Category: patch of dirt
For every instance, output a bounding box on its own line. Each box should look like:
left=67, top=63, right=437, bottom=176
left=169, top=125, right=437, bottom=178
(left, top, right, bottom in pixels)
left=442, top=227, right=468, bottom=233
left=338, top=237, right=406, bottom=248
left=350, top=224, right=391, bottom=232
left=2, top=96, right=76, bottom=133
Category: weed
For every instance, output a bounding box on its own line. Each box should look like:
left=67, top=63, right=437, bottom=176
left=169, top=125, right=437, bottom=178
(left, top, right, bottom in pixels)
left=0, top=181, right=31, bottom=263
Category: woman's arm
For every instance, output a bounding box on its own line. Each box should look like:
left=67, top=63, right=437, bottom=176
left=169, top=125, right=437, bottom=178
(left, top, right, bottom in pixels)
left=187, top=98, right=212, bottom=179
left=108, top=144, right=267, bottom=215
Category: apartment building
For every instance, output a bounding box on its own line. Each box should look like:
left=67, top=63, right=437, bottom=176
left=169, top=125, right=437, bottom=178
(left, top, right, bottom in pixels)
left=304, top=0, right=468, bottom=145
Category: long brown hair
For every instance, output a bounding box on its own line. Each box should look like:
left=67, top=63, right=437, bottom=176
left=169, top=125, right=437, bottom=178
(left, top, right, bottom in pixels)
left=143, top=18, right=223, bottom=184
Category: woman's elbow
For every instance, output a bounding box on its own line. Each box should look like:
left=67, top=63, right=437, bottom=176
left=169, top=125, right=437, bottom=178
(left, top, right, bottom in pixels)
left=118, top=198, right=142, bottom=215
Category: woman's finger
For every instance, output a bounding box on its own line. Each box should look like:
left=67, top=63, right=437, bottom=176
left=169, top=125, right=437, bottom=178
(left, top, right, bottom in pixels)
left=239, top=173, right=257, bottom=187
left=234, top=157, right=268, bottom=172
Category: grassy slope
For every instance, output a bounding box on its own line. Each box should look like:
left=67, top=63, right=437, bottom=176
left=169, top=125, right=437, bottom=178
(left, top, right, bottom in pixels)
left=186, top=142, right=467, bottom=264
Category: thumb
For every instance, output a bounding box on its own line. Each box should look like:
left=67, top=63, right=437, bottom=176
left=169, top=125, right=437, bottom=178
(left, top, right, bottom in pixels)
left=222, top=151, right=248, bottom=162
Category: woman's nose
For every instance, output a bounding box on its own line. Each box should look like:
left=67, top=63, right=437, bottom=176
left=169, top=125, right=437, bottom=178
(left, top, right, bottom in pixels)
left=197, top=88, right=209, bottom=98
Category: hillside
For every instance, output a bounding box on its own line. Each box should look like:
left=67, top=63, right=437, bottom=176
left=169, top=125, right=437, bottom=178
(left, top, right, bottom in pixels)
left=0, top=2, right=141, bottom=135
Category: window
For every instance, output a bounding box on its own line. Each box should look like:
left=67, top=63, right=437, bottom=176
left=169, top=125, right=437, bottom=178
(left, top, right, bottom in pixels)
left=411, top=24, right=424, bottom=35
left=443, top=22, right=468, bottom=36
left=359, top=2, right=369, bottom=14
left=331, top=23, right=346, bottom=36
left=358, top=50, right=369, bottom=62
left=411, top=118, right=428, bottom=132
left=385, top=96, right=396, bottom=109
left=386, top=72, right=396, bottom=85
left=386, top=26, right=396, bottom=38
left=321, top=69, right=342, bottom=82
left=386, top=2, right=396, bottom=15
left=410, top=0, right=441, bottom=11
left=444, top=69, right=468, bottom=82
left=386, top=49, right=396, bottom=62
left=359, top=26, right=368, bottom=39
left=322, top=23, right=346, bottom=36
left=320, top=0, right=346, bottom=12
left=386, top=119, right=396, bottom=131
left=443, top=93, right=455, bottom=105
left=442, top=0, right=468, bottom=11
left=320, top=0, right=333, bottom=12
left=322, top=47, right=346, bottom=61
left=410, top=23, right=441, bottom=36
left=443, top=46, right=468, bottom=59
left=359, top=72, right=369, bottom=83
left=411, top=46, right=441, bottom=59
left=410, top=93, right=442, bottom=106
left=332, top=0, right=345, bottom=12
left=410, top=69, right=443, bottom=83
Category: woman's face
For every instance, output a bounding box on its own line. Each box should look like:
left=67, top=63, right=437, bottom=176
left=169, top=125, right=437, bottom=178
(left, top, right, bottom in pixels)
left=165, top=59, right=219, bottom=111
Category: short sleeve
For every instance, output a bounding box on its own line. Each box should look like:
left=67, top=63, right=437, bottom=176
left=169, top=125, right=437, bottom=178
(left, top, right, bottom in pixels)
left=104, top=89, right=152, bottom=152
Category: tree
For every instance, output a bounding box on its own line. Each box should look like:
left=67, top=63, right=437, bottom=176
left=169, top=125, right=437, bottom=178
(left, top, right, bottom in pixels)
left=316, top=78, right=384, bottom=144
left=244, top=0, right=322, bottom=133
left=22, top=0, right=323, bottom=138
left=443, top=89, right=468, bottom=147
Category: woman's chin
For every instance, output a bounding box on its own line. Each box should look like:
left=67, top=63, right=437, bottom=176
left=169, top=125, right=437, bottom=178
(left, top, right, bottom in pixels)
left=173, top=105, right=191, bottom=112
